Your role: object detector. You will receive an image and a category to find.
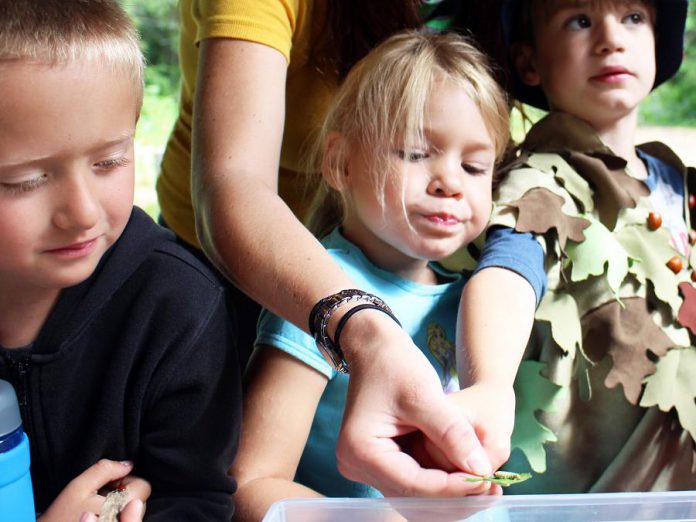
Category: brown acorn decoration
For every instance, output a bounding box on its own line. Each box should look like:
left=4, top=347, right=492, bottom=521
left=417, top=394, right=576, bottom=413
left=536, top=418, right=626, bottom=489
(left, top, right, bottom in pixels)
left=689, top=194, right=696, bottom=210
left=647, top=212, right=662, bottom=230
left=689, top=230, right=696, bottom=245
left=667, top=256, right=683, bottom=274
left=691, top=271, right=696, bottom=283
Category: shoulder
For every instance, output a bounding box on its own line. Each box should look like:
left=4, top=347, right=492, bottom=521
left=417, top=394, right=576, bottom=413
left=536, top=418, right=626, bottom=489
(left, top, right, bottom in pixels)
left=107, top=209, right=227, bottom=309
left=638, top=141, right=688, bottom=174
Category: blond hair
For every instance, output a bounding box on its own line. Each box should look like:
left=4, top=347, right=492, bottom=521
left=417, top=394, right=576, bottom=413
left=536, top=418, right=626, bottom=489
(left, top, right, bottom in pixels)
left=306, top=30, right=510, bottom=238
left=0, top=0, right=145, bottom=109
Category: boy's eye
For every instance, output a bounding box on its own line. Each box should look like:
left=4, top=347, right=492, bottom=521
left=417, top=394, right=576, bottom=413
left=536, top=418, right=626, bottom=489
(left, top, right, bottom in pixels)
left=397, top=150, right=429, bottom=162
left=94, top=157, right=130, bottom=170
left=0, top=174, right=48, bottom=194
left=623, top=11, right=646, bottom=25
left=566, top=14, right=592, bottom=30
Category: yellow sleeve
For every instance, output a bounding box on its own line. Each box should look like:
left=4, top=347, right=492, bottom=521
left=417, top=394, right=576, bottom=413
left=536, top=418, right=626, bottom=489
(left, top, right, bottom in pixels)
left=190, top=0, right=302, bottom=62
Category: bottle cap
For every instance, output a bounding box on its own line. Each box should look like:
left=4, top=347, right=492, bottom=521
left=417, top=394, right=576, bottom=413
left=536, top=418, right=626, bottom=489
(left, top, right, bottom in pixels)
left=0, top=380, right=23, bottom=438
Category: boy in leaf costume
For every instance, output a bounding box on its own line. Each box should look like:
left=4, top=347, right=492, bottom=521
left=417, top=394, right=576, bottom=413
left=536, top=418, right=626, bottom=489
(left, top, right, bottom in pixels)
left=458, top=0, right=695, bottom=492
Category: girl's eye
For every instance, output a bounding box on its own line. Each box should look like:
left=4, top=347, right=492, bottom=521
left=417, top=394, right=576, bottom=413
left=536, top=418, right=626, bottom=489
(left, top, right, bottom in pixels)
left=566, top=14, right=591, bottom=29
left=94, top=157, right=130, bottom=170
left=461, top=163, right=488, bottom=175
left=397, top=150, right=428, bottom=162
left=0, top=175, right=48, bottom=194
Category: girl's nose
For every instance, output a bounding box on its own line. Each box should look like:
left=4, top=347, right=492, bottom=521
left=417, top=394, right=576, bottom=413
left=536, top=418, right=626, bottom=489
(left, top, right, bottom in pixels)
left=428, top=159, right=464, bottom=199
left=52, top=171, right=100, bottom=231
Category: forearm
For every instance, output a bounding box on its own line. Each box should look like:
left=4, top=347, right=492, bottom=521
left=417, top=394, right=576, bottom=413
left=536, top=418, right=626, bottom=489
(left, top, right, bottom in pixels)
left=457, top=267, right=536, bottom=388
left=194, top=178, right=356, bottom=331
left=234, top=479, right=322, bottom=522
left=192, top=38, right=359, bottom=333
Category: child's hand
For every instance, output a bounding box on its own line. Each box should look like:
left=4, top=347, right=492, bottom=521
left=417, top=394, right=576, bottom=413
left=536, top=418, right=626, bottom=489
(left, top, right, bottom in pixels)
left=456, top=382, right=516, bottom=470
left=37, top=459, right=151, bottom=522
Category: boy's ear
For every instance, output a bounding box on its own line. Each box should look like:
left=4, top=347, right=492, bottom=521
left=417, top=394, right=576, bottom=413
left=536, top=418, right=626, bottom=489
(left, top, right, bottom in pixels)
left=511, top=42, right=541, bottom=86
left=322, top=131, right=348, bottom=191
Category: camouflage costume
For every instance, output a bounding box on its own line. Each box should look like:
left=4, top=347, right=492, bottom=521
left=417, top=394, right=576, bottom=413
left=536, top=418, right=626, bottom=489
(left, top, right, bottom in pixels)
left=495, top=112, right=696, bottom=493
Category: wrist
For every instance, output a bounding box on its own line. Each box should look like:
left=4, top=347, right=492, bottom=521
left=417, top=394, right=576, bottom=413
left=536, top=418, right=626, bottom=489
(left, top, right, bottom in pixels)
left=308, top=289, right=401, bottom=373
left=334, top=307, right=407, bottom=368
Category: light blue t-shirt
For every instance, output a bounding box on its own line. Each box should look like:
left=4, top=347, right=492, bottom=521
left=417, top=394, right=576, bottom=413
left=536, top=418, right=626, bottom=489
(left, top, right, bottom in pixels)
left=255, top=228, right=467, bottom=498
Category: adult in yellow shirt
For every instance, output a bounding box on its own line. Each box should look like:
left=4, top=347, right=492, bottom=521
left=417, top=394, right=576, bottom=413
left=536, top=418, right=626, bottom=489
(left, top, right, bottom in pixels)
left=158, top=0, right=498, bottom=496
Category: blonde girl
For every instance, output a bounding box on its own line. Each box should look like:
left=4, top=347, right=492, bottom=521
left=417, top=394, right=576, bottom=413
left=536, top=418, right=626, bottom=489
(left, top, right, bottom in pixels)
left=232, top=30, right=510, bottom=521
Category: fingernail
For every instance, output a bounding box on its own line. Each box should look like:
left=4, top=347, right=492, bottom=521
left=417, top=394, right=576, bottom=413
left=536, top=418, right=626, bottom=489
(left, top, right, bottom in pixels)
left=464, top=447, right=492, bottom=476
left=119, top=460, right=133, bottom=467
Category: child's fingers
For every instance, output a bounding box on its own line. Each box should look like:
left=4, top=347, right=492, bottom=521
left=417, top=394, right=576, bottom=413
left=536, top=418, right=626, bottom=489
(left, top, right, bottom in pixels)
left=70, top=459, right=135, bottom=494
left=119, top=475, right=152, bottom=503
left=119, top=498, right=145, bottom=522
left=78, top=512, right=98, bottom=522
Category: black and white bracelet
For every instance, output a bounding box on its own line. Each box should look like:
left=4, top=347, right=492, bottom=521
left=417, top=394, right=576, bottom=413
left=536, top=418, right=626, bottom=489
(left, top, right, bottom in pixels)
left=308, top=289, right=401, bottom=373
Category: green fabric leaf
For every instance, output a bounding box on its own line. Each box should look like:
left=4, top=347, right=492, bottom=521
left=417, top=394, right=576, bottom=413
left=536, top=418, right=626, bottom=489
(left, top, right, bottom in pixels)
left=536, top=290, right=581, bottom=357
left=641, top=347, right=696, bottom=442
left=491, top=166, right=579, bottom=231
left=616, top=224, right=685, bottom=312
left=565, top=218, right=633, bottom=294
left=511, top=361, right=565, bottom=473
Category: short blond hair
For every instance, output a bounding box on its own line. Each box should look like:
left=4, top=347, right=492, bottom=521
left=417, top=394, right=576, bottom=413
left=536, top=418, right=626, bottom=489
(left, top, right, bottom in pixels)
left=306, top=30, right=510, bottom=238
left=0, top=0, right=145, bottom=109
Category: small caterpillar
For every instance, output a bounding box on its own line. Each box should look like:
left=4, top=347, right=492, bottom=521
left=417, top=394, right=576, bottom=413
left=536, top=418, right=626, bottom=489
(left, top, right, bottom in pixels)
left=492, top=471, right=522, bottom=479
left=464, top=470, right=532, bottom=487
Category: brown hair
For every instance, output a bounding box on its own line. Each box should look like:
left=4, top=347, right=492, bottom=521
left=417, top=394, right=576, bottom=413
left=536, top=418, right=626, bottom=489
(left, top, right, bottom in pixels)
left=313, top=0, right=423, bottom=81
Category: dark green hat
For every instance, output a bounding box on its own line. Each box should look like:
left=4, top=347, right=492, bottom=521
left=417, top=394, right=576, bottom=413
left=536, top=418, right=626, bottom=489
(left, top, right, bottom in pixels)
left=501, top=0, right=688, bottom=110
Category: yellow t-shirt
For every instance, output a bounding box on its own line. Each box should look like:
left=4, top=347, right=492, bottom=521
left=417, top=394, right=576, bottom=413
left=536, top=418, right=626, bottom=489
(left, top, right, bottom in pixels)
left=157, top=0, right=334, bottom=247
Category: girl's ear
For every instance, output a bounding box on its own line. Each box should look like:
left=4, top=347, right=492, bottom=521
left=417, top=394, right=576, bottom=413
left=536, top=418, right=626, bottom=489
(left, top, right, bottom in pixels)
left=322, top=131, right=349, bottom=191
left=511, top=42, right=541, bottom=86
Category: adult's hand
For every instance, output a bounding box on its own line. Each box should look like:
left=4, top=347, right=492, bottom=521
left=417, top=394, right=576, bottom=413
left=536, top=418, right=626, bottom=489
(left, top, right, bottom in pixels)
left=335, top=311, right=495, bottom=496
left=417, top=383, right=515, bottom=474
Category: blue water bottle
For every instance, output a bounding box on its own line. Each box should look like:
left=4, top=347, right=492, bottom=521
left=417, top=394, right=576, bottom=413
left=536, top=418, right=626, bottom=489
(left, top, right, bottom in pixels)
left=0, top=379, right=35, bottom=521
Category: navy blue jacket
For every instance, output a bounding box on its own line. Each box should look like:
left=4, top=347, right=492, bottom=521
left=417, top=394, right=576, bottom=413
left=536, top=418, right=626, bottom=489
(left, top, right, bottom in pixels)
left=0, top=207, right=241, bottom=521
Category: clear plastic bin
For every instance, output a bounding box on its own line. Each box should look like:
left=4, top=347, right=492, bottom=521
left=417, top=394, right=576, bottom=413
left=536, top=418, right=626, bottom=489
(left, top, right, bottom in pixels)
left=262, top=491, right=696, bottom=522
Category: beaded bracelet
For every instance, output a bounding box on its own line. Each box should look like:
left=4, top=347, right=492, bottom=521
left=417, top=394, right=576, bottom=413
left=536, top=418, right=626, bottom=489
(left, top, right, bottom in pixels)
left=308, top=289, right=400, bottom=373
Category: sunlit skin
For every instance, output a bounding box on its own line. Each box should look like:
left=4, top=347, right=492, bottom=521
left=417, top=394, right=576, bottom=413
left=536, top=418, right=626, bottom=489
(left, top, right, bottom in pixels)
left=0, top=61, right=138, bottom=346
left=522, top=0, right=656, bottom=130
left=340, top=79, right=496, bottom=285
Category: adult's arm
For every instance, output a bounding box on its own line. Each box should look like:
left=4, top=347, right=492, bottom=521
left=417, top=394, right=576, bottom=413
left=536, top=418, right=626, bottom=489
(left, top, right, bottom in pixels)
left=191, top=38, right=492, bottom=494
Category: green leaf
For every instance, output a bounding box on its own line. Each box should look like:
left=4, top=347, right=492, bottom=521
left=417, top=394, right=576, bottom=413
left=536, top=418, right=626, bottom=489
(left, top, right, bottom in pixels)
left=464, top=471, right=532, bottom=487
left=565, top=218, right=632, bottom=294
left=641, top=347, right=696, bottom=441
left=536, top=290, right=581, bottom=356
left=616, top=224, right=685, bottom=312
left=511, top=361, right=565, bottom=473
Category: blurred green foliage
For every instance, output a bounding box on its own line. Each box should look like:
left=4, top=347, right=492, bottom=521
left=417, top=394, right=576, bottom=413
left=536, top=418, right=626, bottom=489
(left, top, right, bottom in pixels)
left=125, top=0, right=180, bottom=97
left=124, top=0, right=180, bottom=216
left=640, top=3, right=696, bottom=126
left=125, top=0, right=180, bottom=148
